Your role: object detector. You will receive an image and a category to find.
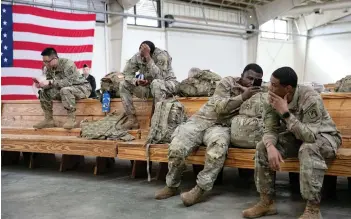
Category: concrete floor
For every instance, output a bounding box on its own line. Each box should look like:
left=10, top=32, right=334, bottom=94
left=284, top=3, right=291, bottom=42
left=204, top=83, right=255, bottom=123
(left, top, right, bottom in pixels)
left=2, top=158, right=350, bottom=219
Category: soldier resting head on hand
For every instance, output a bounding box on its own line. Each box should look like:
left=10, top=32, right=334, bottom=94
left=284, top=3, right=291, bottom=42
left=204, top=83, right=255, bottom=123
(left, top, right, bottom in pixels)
left=242, top=67, right=342, bottom=219
left=119, top=41, right=179, bottom=130
left=155, top=63, right=264, bottom=207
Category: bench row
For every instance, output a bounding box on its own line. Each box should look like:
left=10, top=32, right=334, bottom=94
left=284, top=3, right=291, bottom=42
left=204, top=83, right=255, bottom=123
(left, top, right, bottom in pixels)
left=2, top=127, right=351, bottom=177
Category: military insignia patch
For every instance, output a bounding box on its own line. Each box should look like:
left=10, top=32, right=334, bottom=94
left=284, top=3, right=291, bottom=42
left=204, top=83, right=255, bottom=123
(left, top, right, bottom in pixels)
left=304, top=104, right=320, bottom=122
left=156, top=59, right=165, bottom=66
left=309, top=108, right=318, bottom=118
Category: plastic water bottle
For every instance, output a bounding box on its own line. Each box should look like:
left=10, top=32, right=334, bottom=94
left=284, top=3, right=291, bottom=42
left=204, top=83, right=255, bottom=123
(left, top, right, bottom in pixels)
left=136, top=73, right=144, bottom=80
left=102, top=91, right=111, bottom=113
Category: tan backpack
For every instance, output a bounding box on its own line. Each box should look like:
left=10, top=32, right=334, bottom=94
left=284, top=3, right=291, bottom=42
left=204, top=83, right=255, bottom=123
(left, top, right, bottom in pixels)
left=100, top=72, right=124, bottom=98
left=179, top=70, right=222, bottom=97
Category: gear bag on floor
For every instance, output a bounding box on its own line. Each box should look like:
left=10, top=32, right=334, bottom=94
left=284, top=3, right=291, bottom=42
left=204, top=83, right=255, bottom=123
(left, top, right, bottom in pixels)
left=179, top=69, right=222, bottom=97
left=80, top=111, right=135, bottom=141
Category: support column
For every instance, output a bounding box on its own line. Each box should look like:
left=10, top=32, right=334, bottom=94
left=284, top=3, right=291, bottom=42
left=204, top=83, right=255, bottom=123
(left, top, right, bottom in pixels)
left=245, top=9, right=259, bottom=64
left=106, top=2, right=128, bottom=73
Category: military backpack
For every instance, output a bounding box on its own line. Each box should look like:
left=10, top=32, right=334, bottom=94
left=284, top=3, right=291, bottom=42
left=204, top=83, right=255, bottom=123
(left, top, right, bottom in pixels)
left=179, top=70, right=222, bottom=97
left=100, top=72, right=124, bottom=98
left=146, top=98, right=187, bottom=144
left=230, top=92, right=266, bottom=149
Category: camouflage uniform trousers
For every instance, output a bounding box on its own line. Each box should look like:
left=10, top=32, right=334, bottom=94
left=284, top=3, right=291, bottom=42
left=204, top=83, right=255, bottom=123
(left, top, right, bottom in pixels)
left=39, top=83, right=91, bottom=113
left=166, top=119, right=230, bottom=191
left=255, top=131, right=337, bottom=203
left=119, top=79, right=179, bottom=115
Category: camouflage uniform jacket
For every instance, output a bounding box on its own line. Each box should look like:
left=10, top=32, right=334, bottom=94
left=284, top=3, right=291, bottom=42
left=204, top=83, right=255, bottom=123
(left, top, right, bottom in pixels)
left=45, top=58, right=88, bottom=88
left=262, top=85, right=342, bottom=153
left=122, top=47, right=177, bottom=85
left=190, top=76, right=245, bottom=129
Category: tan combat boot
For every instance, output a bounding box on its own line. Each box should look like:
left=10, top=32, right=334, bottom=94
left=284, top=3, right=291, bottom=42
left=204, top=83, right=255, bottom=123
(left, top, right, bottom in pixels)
left=121, top=114, right=140, bottom=130
left=33, top=111, right=55, bottom=129
left=180, top=185, right=205, bottom=207
left=155, top=186, right=179, bottom=200
left=63, top=111, right=76, bottom=129
left=242, top=193, right=277, bottom=218
left=298, top=201, right=322, bottom=219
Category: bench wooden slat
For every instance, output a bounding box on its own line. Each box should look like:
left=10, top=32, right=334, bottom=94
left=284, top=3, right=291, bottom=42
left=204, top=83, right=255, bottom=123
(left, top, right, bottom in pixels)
left=3, top=94, right=351, bottom=134
left=2, top=134, right=117, bottom=157
left=1, top=127, right=141, bottom=139
left=117, top=142, right=351, bottom=177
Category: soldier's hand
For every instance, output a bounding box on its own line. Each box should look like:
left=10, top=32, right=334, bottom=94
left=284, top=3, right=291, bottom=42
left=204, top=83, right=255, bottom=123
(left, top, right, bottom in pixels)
left=137, top=79, right=150, bottom=86
left=140, top=44, right=151, bottom=58
left=241, top=86, right=262, bottom=101
left=39, top=80, right=50, bottom=88
left=268, top=91, right=289, bottom=114
left=267, top=145, right=284, bottom=171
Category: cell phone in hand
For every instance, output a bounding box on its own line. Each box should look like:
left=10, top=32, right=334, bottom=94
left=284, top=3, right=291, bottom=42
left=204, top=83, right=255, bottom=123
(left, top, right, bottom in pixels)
left=253, top=78, right=263, bottom=87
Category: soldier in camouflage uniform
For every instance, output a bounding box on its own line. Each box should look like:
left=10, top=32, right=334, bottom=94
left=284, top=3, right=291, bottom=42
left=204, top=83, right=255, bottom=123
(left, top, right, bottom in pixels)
left=242, top=67, right=341, bottom=219
left=155, top=64, right=264, bottom=207
left=33, top=48, right=91, bottom=130
left=120, top=41, right=179, bottom=129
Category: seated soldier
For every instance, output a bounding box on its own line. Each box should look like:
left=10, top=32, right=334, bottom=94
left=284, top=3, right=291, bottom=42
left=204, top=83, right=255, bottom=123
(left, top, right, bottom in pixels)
left=242, top=67, right=341, bottom=219
left=155, top=64, right=264, bottom=206
left=119, top=41, right=179, bottom=129
left=33, top=48, right=92, bottom=129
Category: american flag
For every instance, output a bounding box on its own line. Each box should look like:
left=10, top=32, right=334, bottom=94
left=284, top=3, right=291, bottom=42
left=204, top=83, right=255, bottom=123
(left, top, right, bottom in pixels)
left=1, top=3, right=96, bottom=100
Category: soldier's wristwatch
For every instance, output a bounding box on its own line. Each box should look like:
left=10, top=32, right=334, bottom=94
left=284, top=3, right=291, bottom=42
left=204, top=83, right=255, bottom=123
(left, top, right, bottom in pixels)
left=282, top=111, right=290, bottom=119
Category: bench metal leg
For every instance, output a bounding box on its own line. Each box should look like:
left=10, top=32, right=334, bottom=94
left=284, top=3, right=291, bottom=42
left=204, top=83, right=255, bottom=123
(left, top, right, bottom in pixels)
left=1, top=151, right=20, bottom=165
left=238, top=168, right=254, bottom=180
left=59, top=155, right=84, bottom=172
left=348, top=177, right=351, bottom=192
left=29, top=153, right=56, bottom=169
left=322, top=175, right=337, bottom=199
left=22, top=152, right=32, bottom=166
left=94, top=157, right=115, bottom=175
left=289, top=172, right=300, bottom=193
left=156, top=162, right=168, bottom=181
left=131, top=160, right=152, bottom=178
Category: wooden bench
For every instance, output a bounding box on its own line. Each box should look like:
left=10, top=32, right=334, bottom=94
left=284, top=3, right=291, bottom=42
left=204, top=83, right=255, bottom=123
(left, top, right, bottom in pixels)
left=1, top=98, right=146, bottom=174
left=1, top=129, right=140, bottom=174
left=2, top=93, right=351, bottom=180
left=116, top=93, right=351, bottom=188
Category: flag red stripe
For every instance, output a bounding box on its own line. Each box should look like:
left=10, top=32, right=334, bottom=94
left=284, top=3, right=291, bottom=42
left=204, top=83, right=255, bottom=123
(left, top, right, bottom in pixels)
left=13, top=5, right=96, bottom=21
left=14, top=42, right=93, bottom=53
left=2, top=94, right=38, bottom=100
left=13, top=60, right=92, bottom=69
left=2, top=77, right=34, bottom=86
left=14, top=23, right=95, bottom=37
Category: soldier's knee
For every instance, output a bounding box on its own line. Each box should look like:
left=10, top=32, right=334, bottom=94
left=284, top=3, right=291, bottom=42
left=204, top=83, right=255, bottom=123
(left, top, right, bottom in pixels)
left=298, top=143, right=317, bottom=160
left=39, top=89, right=50, bottom=100
left=150, top=79, right=164, bottom=91
left=207, top=143, right=228, bottom=161
left=120, top=80, right=135, bottom=93
left=60, top=87, right=72, bottom=97
left=119, top=80, right=127, bottom=91
left=168, top=143, right=185, bottom=159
